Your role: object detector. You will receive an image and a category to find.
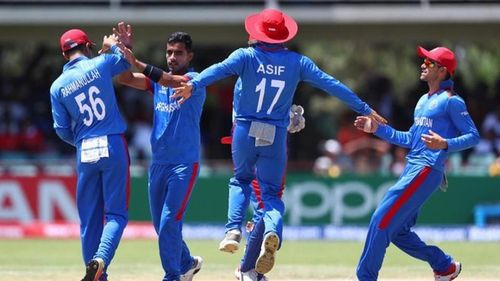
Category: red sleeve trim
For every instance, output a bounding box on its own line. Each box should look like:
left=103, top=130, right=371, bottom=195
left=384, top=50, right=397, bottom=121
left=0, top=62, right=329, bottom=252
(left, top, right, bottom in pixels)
left=145, top=78, right=153, bottom=94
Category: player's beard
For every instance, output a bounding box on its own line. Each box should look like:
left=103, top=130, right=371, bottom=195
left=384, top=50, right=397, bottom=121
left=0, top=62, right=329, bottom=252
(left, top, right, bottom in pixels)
left=169, top=64, right=188, bottom=75
left=168, top=62, right=177, bottom=73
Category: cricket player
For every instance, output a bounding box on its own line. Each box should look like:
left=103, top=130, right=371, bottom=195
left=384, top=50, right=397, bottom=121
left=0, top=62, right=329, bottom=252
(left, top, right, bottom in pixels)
left=354, top=46, right=480, bottom=281
left=173, top=8, right=385, bottom=280
left=225, top=106, right=305, bottom=281
left=113, top=23, right=203, bottom=281
left=50, top=29, right=130, bottom=281
left=220, top=103, right=305, bottom=254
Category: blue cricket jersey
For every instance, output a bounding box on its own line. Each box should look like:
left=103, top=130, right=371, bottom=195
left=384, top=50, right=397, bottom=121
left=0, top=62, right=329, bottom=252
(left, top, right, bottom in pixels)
left=375, top=79, right=480, bottom=172
left=50, top=45, right=130, bottom=145
left=148, top=72, right=206, bottom=165
left=189, top=44, right=372, bottom=128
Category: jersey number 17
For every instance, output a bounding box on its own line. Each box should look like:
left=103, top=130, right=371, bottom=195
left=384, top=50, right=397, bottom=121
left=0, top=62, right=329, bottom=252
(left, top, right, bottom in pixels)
left=255, top=78, right=285, bottom=114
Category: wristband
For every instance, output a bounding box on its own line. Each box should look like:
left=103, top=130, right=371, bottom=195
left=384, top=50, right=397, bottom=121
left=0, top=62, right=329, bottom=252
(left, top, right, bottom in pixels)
left=142, top=64, right=163, bottom=83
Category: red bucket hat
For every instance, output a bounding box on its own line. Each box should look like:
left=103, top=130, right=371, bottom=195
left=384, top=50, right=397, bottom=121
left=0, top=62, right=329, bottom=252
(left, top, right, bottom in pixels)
left=245, top=9, right=298, bottom=44
left=60, top=29, right=95, bottom=52
left=417, top=46, right=457, bottom=75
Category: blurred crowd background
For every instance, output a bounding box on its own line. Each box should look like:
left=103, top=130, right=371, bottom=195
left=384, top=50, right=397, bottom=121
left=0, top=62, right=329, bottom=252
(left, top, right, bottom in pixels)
left=1, top=41, right=499, bottom=177
left=0, top=0, right=499, bottom=178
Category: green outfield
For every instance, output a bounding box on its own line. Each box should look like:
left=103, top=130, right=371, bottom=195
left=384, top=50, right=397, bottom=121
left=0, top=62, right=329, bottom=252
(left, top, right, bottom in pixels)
left=1, top=239, right=499, bottom=281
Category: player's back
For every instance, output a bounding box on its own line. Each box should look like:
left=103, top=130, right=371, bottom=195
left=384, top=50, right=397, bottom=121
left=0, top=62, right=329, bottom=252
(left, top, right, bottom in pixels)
left=234, top=46, right=303, bottom=128
left=50, top=53, right=128, bottom=144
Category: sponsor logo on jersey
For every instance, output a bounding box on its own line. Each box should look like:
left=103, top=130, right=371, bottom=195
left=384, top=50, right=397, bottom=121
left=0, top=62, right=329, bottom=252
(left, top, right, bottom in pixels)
left=155, top=101, right=180, bottom=113
left=414, top=116, right=433, bottom=128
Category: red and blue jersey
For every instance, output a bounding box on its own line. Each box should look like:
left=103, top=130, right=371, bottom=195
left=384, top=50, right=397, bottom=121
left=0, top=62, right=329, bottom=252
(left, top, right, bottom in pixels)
left=50, top=45, right=130, bottom=145
left=375, top=79, right=480, bottom=172
left=189, top=44, right=372, bottom=128
left=148, top=72, right=206, bottom=165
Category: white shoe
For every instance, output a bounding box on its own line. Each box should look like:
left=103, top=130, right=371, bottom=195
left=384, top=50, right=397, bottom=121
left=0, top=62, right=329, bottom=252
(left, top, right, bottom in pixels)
left=255, top=232, right=279, bottom=274
left=434, top=261, right=461, bottom=281
left=219, top=229, right=242, bottom=253
left=234, top=266, right=241, bottom=280
left=238, top=268, right=268, bottom=281
left=180, top=256, right=203, bottom=281
left=245, top=221, right=255, bottom=233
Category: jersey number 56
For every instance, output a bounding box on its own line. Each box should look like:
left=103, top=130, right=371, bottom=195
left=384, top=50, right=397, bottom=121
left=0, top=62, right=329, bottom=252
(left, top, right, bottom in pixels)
left=74, top=86, right=106, bottom=126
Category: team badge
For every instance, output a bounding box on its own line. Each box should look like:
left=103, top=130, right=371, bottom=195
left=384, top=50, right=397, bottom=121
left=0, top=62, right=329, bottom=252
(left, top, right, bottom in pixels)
left=428, top=100, right=438, bottom=110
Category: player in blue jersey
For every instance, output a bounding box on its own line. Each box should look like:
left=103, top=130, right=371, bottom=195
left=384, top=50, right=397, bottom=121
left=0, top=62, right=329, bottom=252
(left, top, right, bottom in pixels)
left=50, top=29, right=131, bottom=281
left=354, top=46, right=480, bottom=281
left=112, top=22, right=203, bottom=281
left=223, top=105, right=306, bottom=281
left=219, top=103, right=306, bottom=254
left=173, top=9, right=386, bottom=280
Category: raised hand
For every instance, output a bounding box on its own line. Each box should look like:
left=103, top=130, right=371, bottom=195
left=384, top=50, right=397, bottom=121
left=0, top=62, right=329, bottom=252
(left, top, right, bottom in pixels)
left=172, top=83, right=193, bottom=105
left=117, top=44, right=136, bottom=65
left=113, top=21, right=133, bottom=48
left=99, top=34, right=119, bottom=54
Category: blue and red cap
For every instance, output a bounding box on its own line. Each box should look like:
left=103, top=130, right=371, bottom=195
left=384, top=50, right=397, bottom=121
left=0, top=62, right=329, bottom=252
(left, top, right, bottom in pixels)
left=60, top=29, right=95, bottom=52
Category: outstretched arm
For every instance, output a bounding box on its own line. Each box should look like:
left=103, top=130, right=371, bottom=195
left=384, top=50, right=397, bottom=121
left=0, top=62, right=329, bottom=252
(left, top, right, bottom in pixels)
left=300, top=56, right=386, bottom=124
left=354, top=116, right=414, bottom=148
left=117, top=69, right=150, bottom=91
left=173, top=48, right=245, bottom=104
left=113, top=22, right=187, bottom=90
left=112, top=23, right=149, bottom=90
left=129, top=56, right=187, bottom=88
left=118, top=50, right=186, bottom=90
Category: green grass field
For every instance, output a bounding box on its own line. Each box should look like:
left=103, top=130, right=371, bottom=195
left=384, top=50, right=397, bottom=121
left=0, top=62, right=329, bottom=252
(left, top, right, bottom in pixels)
left=1, top=239, right=499, bottom=280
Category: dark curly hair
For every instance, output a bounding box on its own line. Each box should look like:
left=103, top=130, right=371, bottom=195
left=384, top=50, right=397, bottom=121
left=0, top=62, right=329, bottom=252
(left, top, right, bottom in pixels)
left=167, top=32, right=193, bottom=52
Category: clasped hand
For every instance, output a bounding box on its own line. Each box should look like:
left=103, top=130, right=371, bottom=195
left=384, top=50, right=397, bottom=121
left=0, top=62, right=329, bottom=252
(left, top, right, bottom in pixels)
left=421, top=130, right=448, bottom=150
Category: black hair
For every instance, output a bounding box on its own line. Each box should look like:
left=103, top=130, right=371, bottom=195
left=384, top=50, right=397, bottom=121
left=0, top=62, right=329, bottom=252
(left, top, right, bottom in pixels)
left=63, top=44, right=88, bottom=57
left=167, top=32, right=193, bottom=52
